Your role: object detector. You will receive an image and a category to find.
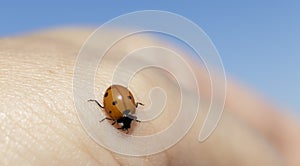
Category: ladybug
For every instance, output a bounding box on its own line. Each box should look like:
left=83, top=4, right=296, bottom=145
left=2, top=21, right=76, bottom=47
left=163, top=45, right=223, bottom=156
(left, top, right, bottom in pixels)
left=88, top=85, right=144, bottom=132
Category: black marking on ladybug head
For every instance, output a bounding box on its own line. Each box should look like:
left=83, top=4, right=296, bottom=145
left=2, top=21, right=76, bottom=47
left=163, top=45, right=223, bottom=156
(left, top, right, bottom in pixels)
left=117, top=117, right=134, bottom=130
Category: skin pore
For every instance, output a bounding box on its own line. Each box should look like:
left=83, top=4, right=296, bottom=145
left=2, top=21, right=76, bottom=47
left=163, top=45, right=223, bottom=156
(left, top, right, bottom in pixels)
left=0, top=28, right=299, bottom=165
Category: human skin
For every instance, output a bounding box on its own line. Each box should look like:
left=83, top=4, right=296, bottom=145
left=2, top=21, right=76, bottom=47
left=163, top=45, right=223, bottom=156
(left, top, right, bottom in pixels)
left=0, top=28, right=299, bottom=165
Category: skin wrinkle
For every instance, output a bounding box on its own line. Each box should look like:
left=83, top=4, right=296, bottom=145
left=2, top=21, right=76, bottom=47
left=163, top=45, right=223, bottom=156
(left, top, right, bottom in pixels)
left=29, top=77, right=104, bottom=164
left=0, top=121, right=15, bottom=165
left=1, top=118, right=34, bottom=165
left=11, top=76, right=101, bottom=164
left=39, top=102, right=103, bottom=165
left=3, top=90, right=70, bottom=164
left=3, top=137, right=29, bottom=165
left=4, top=113, right=47, bottom=164
left=1, top=52, right=104, bottom=165
left=37, top=103, right=92, bottom=162
left=52, top=51, right=121, bottom=162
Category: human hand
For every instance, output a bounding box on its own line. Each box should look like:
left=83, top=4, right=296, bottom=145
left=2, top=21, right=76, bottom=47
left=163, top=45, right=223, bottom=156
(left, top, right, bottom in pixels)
left=0, top=28, right=299, bottom=165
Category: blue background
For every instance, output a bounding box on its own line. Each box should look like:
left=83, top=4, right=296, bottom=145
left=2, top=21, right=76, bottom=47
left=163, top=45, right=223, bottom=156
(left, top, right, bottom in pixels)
left=1, top=1, right=299, bottom=113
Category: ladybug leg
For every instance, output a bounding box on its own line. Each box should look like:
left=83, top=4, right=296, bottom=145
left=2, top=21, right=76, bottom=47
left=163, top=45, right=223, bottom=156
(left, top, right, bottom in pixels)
left=100, top=117, right=117, bottom=126
left=99, top=117, right=114, bottom=123
left=135, top=102, right=144, bottom=108
left=88, top=99, right=104, bottom=108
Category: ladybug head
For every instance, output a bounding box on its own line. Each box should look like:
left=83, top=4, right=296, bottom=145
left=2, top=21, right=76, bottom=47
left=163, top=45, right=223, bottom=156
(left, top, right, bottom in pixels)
left=117, top=117, right=134, bottom=130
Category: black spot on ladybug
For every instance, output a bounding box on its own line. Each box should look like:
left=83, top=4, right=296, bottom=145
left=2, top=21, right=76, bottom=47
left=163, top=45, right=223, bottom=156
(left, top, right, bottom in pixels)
left=109, top=110, right=112, bottom=114
left=112, top=101, right=117, bottom=105
left=104, top=92, right=108, bottom=97
left=128, top=96, right=132, bottom=99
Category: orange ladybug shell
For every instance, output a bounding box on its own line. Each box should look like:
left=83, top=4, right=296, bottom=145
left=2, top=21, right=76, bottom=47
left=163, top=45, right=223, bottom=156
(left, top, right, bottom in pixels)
left=103, top=85, right=136, bottom=120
